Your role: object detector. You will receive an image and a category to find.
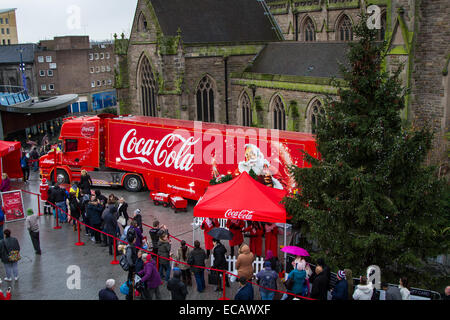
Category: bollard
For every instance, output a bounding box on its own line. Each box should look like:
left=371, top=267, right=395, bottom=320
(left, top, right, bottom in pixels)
left=218, top=271, right=230, bottom=300
left=75, top=220, right=84, bottom=246
left=110, top=238, right=119, bottom=265
left=53, top=205, right=61, bottom=230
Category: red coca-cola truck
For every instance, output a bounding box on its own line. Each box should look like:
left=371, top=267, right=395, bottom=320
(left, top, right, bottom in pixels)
left=39, top=114, right=318, bottom=201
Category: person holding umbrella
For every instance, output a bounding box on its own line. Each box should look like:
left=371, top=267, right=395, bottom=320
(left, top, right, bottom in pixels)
left=212, top=238, right=230, bottom=291
left=201, top=218, right=218, bottom=258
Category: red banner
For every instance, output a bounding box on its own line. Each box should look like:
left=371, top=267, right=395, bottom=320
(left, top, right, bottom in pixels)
left=1, top=190, right=25, bottom=222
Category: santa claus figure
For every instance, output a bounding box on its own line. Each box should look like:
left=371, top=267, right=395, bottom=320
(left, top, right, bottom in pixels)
left=238, top=144, right=283, bottom=189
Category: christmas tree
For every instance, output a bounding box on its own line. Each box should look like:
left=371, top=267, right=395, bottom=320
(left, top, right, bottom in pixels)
left=284, top=15, right=449, bottom=288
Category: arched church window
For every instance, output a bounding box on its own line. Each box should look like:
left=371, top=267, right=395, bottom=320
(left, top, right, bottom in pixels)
left=196, top=76, right=215, bottom=122
left=139, top=56, right=157, bottom=117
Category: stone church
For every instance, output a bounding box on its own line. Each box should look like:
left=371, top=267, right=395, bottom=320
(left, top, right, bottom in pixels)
left=115, top=0, right=449, bottom=169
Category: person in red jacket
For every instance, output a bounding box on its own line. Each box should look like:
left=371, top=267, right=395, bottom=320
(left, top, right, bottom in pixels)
left=226, top=219, right=245, bottom=257
left=39, top=178, right=50, bottom=215
left=200, top=218, right=218, bottom=258
left=264, top=223, right=279, bottom=258
left=243, top=221, right=264, bottom=258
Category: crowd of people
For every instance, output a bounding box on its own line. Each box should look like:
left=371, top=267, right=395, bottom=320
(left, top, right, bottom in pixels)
left=1, top=159, right=448, bottom=301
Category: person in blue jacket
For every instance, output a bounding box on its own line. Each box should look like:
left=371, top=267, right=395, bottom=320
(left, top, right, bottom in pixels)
left=234, top=277, right=254, bottom=300
left=331, top=270, right=348, bottom=300
left=282, top=262, right=306, bottom=300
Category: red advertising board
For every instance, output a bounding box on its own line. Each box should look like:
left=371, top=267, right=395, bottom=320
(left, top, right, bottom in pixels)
left=1, top=190, right=25, bottom=222
left=106, top=118, right=317, bottom=199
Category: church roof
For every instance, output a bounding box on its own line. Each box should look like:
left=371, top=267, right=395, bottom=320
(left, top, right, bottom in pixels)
left=248, top=42, right=351, bottom=79
left=149, top=0, right=281, bottom=43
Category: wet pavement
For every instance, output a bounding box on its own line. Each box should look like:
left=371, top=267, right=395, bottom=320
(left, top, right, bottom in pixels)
left=1, top=171, right=291, bottom=300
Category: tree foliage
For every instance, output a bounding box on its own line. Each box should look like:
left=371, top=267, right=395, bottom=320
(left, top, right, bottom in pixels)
left=284, top=15, right=449, bottom=287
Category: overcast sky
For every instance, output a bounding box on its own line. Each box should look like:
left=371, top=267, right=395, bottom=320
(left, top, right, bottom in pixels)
left=2, top=0, right=137, bottom=43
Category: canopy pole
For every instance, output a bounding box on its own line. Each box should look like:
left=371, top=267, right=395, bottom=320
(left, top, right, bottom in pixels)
left=284, top=223, right=287, bottom=277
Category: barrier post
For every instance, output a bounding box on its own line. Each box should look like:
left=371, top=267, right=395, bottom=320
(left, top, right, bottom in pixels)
left=75, top=220, right=84, bottom=246
left=37, top=194, right=41, bottom=216
left=53, top=205, right=61, bottom=230
left=110, top=238, right=119, bottom=265
left=218, top=271, right=230, bottom=300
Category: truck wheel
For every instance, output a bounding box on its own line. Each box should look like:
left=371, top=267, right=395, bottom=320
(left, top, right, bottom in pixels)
left=123, top=175, right=143, bottom=192
left=52, top=169, right=70, bottom=185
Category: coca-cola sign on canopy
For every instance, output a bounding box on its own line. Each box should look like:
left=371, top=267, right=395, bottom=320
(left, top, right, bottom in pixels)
left=224, top=209, right=254, bottom=220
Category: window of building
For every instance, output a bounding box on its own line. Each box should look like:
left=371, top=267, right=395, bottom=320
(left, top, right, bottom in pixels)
left=89, top=53, right=94, bottom=60
left=240, top=91, right=252, bottom=127
left=95, top=53, right=99, bottom=60
left=1, top=28, right=4, bottom=35
left=6, top=28, right=9, bottom=34
left=1, top=39, right=5, bottom=45
left=338, top=15, right=353, bottom=41
left=304, top=17, right=316, bottom=42
left=49, top=84, right=55, bottom=91
left=308, top=99, right=325, bottom=134
left=106, top=52, right=110, bottom=59
left=106, top=65, right=111, bottom=72
left=96, top=66, right=100, bottom=73
left=271, top=95, right=286, bottom=130
left=38, top=56, right=44, bottom=63
left=41, top=84, right=47, bottom=91
left=0, top=18, right=3, bottom=24
left=47, top=70, right=53, bottom=77
left=46, top=56, right=52, bottom=63
left=108, top=79, right=112, bottom=85
left=97, top=80, right=101, bottom=87
left=138, top=12, right=148, bottom=32
left=7, top=39, right=10, bottom=45
left=100, top=53, right=104, bottom=59
left=196, top=75, right=215, bottom=122
left=49, top=63, right=57, bottom=69
left=102, top=80, right=106, bottom=86
left=91, top=81, right=95, bottom=88
left=39, top=70, right=45, bottom=77
left=90, top=67, right=94, bottom=73
left=139, top=56, right=158, bottom=117
left=101, top=66, right=105, bottom=72
left=5, top=18, right=8, bottom=24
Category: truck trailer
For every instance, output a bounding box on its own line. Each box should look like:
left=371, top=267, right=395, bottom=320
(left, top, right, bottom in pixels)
left=39, top=114, right=318, bottom=201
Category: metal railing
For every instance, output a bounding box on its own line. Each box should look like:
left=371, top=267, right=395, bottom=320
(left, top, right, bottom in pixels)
left=0, top=85, right=31, bottom=106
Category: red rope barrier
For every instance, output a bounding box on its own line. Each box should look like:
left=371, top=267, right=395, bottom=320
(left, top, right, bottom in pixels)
left=41, top=197, right=314, bottom=301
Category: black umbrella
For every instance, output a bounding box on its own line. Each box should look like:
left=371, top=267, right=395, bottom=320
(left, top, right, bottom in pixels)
left=207, top=227, right=234, bottom=240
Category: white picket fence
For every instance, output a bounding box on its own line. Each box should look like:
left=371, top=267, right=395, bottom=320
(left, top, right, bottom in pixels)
left=210, top=254, right=266, bottom=276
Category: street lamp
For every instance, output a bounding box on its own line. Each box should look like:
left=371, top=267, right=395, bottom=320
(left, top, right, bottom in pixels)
left=17, top=47, right=28, bottom=94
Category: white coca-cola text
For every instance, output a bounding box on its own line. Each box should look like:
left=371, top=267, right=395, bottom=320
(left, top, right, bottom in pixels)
left=119, top=129, right=199, bottom=172
left=224, top=209, right=254, bottom=220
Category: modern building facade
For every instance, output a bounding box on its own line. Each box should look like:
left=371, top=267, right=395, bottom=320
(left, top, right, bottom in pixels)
left=0, top=8, right=18, bottom=46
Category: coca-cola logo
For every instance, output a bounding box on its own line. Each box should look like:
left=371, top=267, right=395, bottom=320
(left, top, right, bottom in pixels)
left=119, top=129, right=200, bottom=172
left=224, top=209, right=254, bottom=220
left=81, top=122, right=96, bottom=137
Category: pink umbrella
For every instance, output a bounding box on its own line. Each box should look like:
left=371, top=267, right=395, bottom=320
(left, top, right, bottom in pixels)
left=281, top=246, right=310, bottom=257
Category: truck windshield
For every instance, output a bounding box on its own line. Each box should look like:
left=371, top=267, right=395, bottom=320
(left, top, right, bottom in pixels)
left=65, top=139, right=78, bottom=152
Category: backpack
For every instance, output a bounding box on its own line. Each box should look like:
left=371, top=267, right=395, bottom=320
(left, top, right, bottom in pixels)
left=259, top=270, right=276, bottom=290
left=20, top=156, right=27, bottom=168
left=119, top=246, right=131, bottom=271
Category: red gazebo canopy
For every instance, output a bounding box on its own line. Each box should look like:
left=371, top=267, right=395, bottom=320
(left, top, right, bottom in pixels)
left=0, top=140, right=22, bottom=179
left=194, top=171, right=287, bottom=223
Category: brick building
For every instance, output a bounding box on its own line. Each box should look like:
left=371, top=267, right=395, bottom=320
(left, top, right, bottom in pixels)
left=36, top=36, right=117, bottom=113
left=117, top=0, right=449, bottom=168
